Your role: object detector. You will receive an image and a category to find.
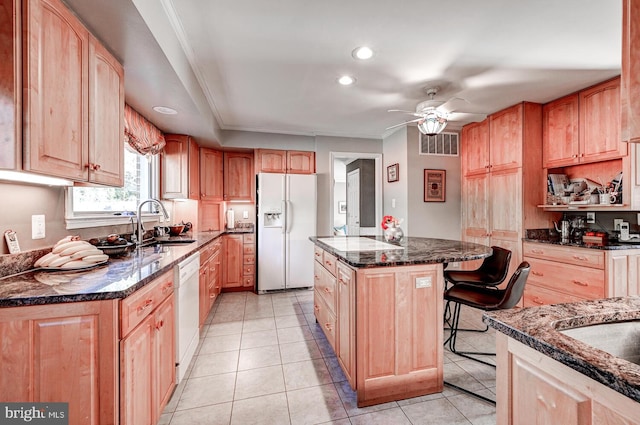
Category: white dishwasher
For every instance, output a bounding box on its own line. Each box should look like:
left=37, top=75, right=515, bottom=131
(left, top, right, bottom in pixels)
left=174, top=251, right=200, bottom=384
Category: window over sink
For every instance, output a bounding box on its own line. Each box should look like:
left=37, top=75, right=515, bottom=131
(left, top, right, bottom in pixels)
left=65, top=144, right=160, bottom=229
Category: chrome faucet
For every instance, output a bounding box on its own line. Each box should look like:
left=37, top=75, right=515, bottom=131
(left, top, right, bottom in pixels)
left=136, top=198, right=170, bottom=247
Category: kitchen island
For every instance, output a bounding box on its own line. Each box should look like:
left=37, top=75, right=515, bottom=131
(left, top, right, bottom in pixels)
left=484, top=297, right=640, bottom=424
left=310, top=236, right=491, bottom=407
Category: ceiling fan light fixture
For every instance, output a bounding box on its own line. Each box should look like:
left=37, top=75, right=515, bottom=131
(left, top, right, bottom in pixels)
left=337, top=75, right=356, bottom=85
left=417, top=111, right=448, bottom=136
left=352, top=46, right=374, bottom=60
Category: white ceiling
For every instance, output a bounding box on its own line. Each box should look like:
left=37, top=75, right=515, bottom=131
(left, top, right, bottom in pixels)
left=65, top=0, right=622, bottom=146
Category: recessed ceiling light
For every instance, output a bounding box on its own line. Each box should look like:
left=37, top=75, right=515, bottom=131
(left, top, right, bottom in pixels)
left=352, top=46, right=374, bottom=60
left=152, top=106, right=178, bottom=115
left=337, top=75, right=356, bottom=86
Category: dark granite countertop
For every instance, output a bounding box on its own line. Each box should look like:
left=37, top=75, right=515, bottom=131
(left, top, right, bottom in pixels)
left=0, top=232, right=229, bottom=307
left=309, top=236, right=492, bottom=268
left=484, top=297, right=640, bottom=403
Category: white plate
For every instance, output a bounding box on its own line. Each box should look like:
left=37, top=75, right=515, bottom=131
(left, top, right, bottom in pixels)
left=38, top=259, right=109, bottom=272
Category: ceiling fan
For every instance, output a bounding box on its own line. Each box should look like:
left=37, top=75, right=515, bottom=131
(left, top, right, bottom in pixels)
left=387, top=87, right=483, bottom=136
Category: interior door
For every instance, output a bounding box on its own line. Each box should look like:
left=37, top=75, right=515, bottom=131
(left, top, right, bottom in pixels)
left=347, top=170, right=360, bottom=235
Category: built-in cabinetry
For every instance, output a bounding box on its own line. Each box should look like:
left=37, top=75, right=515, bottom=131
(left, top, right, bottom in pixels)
left=0, top=0, right=20, bottom=169
left=522, top=242, right=640, bottom=307
left=543, top=78, right=624, bottom=168
left=161, top=134, right=200, bottom=200
left=120, top=270, right=175, bottom=425
left=224, top=152, right=254, bottom=201
left=496, top=333, right=638, bottom=425
left=313, top=246, right=443, bottom=406
left=0, top=299, right=119, bottom=425
left=200, top=147, right=224, bottom=201
left=254, top=149, right=315, bottom=174
left=23, top=0, right=124, bottom=185
left=622, top=0, right=640, bottom=144
left=222, top=233, right=254, bottom=290
left=199, top=239, right=222, bottom=326
left=460, top=103, right=548, bottom=276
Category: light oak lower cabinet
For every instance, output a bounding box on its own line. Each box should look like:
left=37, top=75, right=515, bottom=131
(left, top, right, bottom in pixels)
left=313, top=246, right=444, bottom=407
left=0, top=300, right=119, bottom=425
left=120, top=270, right=175, bottom=425
left=496, top=334, right=638, bottom=425
left=223, top=233, right=254, bottom=291
left=522, top=242, right=640, bottom=306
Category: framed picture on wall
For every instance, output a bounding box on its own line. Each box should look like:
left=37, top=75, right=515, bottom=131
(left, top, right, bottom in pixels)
left=424, top=169, right=446, bottom=202
left=338, top=201, right=347, bottom=214
left=387, top=163, right=399, bottom=183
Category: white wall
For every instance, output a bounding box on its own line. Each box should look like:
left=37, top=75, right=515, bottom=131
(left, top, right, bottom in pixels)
left=382, top=127, right=462, bottom=240
left=406, top=127, right=462, bottom=240
left=382, top=127, right=409, bottom=229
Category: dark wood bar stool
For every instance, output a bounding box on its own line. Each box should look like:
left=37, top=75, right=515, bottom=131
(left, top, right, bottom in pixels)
left=443, top=246, right=512, bottom=331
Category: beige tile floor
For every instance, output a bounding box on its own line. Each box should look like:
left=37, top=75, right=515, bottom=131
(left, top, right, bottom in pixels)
left=161, top=290, right=497, bottom=425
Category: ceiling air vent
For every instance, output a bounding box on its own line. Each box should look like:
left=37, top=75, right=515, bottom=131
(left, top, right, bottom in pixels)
left=419, top=132, right=459, bottom=156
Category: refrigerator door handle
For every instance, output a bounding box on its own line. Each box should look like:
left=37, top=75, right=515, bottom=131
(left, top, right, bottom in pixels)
left=286, top=200, right=293, bottom=234
left=281, top=200, right=286, bottom=234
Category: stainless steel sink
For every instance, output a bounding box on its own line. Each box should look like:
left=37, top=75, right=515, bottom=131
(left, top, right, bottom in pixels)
left=559, top=320, right=640, bottom=365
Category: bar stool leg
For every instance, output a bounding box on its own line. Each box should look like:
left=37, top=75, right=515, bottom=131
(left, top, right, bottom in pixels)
left=444, top=302, right=496, bottom=368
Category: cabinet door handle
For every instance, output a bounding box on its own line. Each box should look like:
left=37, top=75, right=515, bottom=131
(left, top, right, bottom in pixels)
left=314, top=304, right=320, bottom=312
left=572, top=255, right=588, bottom=262
left=532, top=271, right=544, bottom=277
left=162, top=282, right=173, bottom=294
left=532, top=297, right=544, bottom=305
left=155, top=319, right=164, bottom=330
left=323, top=287, right=332, bottom=294
left=338, top=277, right=347, bottom=285
left=531, top=249, right=544, bottom=254
left=324, top=323, right=333, bottom=332
left=137, top=299, right=153, bottom=315
left=572, top=280, right=588, bottom=287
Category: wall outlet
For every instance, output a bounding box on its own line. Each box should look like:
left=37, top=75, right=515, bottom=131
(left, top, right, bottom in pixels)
left=31, top=214, right=45, bottom=239
left=614, top=218, right=624, bottom=231
left=415, top=276, right=432, bottom=288
left=586, top=212, right=595, bottom=224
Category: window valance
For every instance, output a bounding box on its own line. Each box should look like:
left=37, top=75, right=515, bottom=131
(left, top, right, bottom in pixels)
left=124, top=104, right=166, bottom=155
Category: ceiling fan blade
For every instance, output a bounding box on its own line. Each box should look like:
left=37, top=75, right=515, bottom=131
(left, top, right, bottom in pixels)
left=438, top=97, right=470, bottom=113
left=385, top=118, right=423, bottom=130
left=447, top=111, right=488, bottom=121
left=388, top=109, right=423, bottom=117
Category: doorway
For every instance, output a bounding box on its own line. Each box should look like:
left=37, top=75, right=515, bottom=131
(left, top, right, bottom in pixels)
left=330, top=152, right=383, bottom=236
left=346, top=169, right=360, bottom=235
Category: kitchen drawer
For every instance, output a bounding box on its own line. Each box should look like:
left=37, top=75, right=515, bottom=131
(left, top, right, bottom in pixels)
left=314, top=289, right=336, bottom=351
left=243, top=234, right=255, bottom=244
left=242, top=275, right=254, bottom=288
left=200, top=244, right=213, bottom=262
left=314, top=246, right=324, bottom=263
left=525, top=257, right=605, bottom=299
left=121, top=270, right=173, bottom=336
left=315, top=263, right=336, bottom=314
left=523, top=283, right=587, bottom=307
left=322, top=251, right=338, bottom=276
left=243, top=244, right=255, bottom=255
left=243, top=264, right=255, bottom=276
left=243, top=254, right=255, bottom=265
left=523, top=242, right=605, bottom=269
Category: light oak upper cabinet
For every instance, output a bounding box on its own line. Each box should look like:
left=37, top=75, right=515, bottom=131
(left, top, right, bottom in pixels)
left=200, top=147, right=224, bottom=201
left=255, top=149, right=286, bottom=173
left=461, top=119, right=490, bottom=176
left=490, top=105, right=523, bottom=172
left=542, top=78, right=625, bottom=168
left=287, top=150, right=315, bottom=174
left=255, top=149, right=315, bottom=174
left=224, top=152, right=254, bottom=201
left=0, top=0, right=20, bottom=170
left=542, top=93, right=580, bottom=168
left=23, top=0, right=89, bottom=181
left=88, top=36, right=124, bottom=186
left=162, top=134, right=200, bottom=200
left=622, top=0, right=640, bottom=143
left=23, top=0, right=124, bottom=185
left=579, top=78, right=626, bottom=163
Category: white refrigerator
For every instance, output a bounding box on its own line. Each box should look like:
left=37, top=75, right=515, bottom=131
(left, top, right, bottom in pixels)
left=257, top=173, right=317, bottom=292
